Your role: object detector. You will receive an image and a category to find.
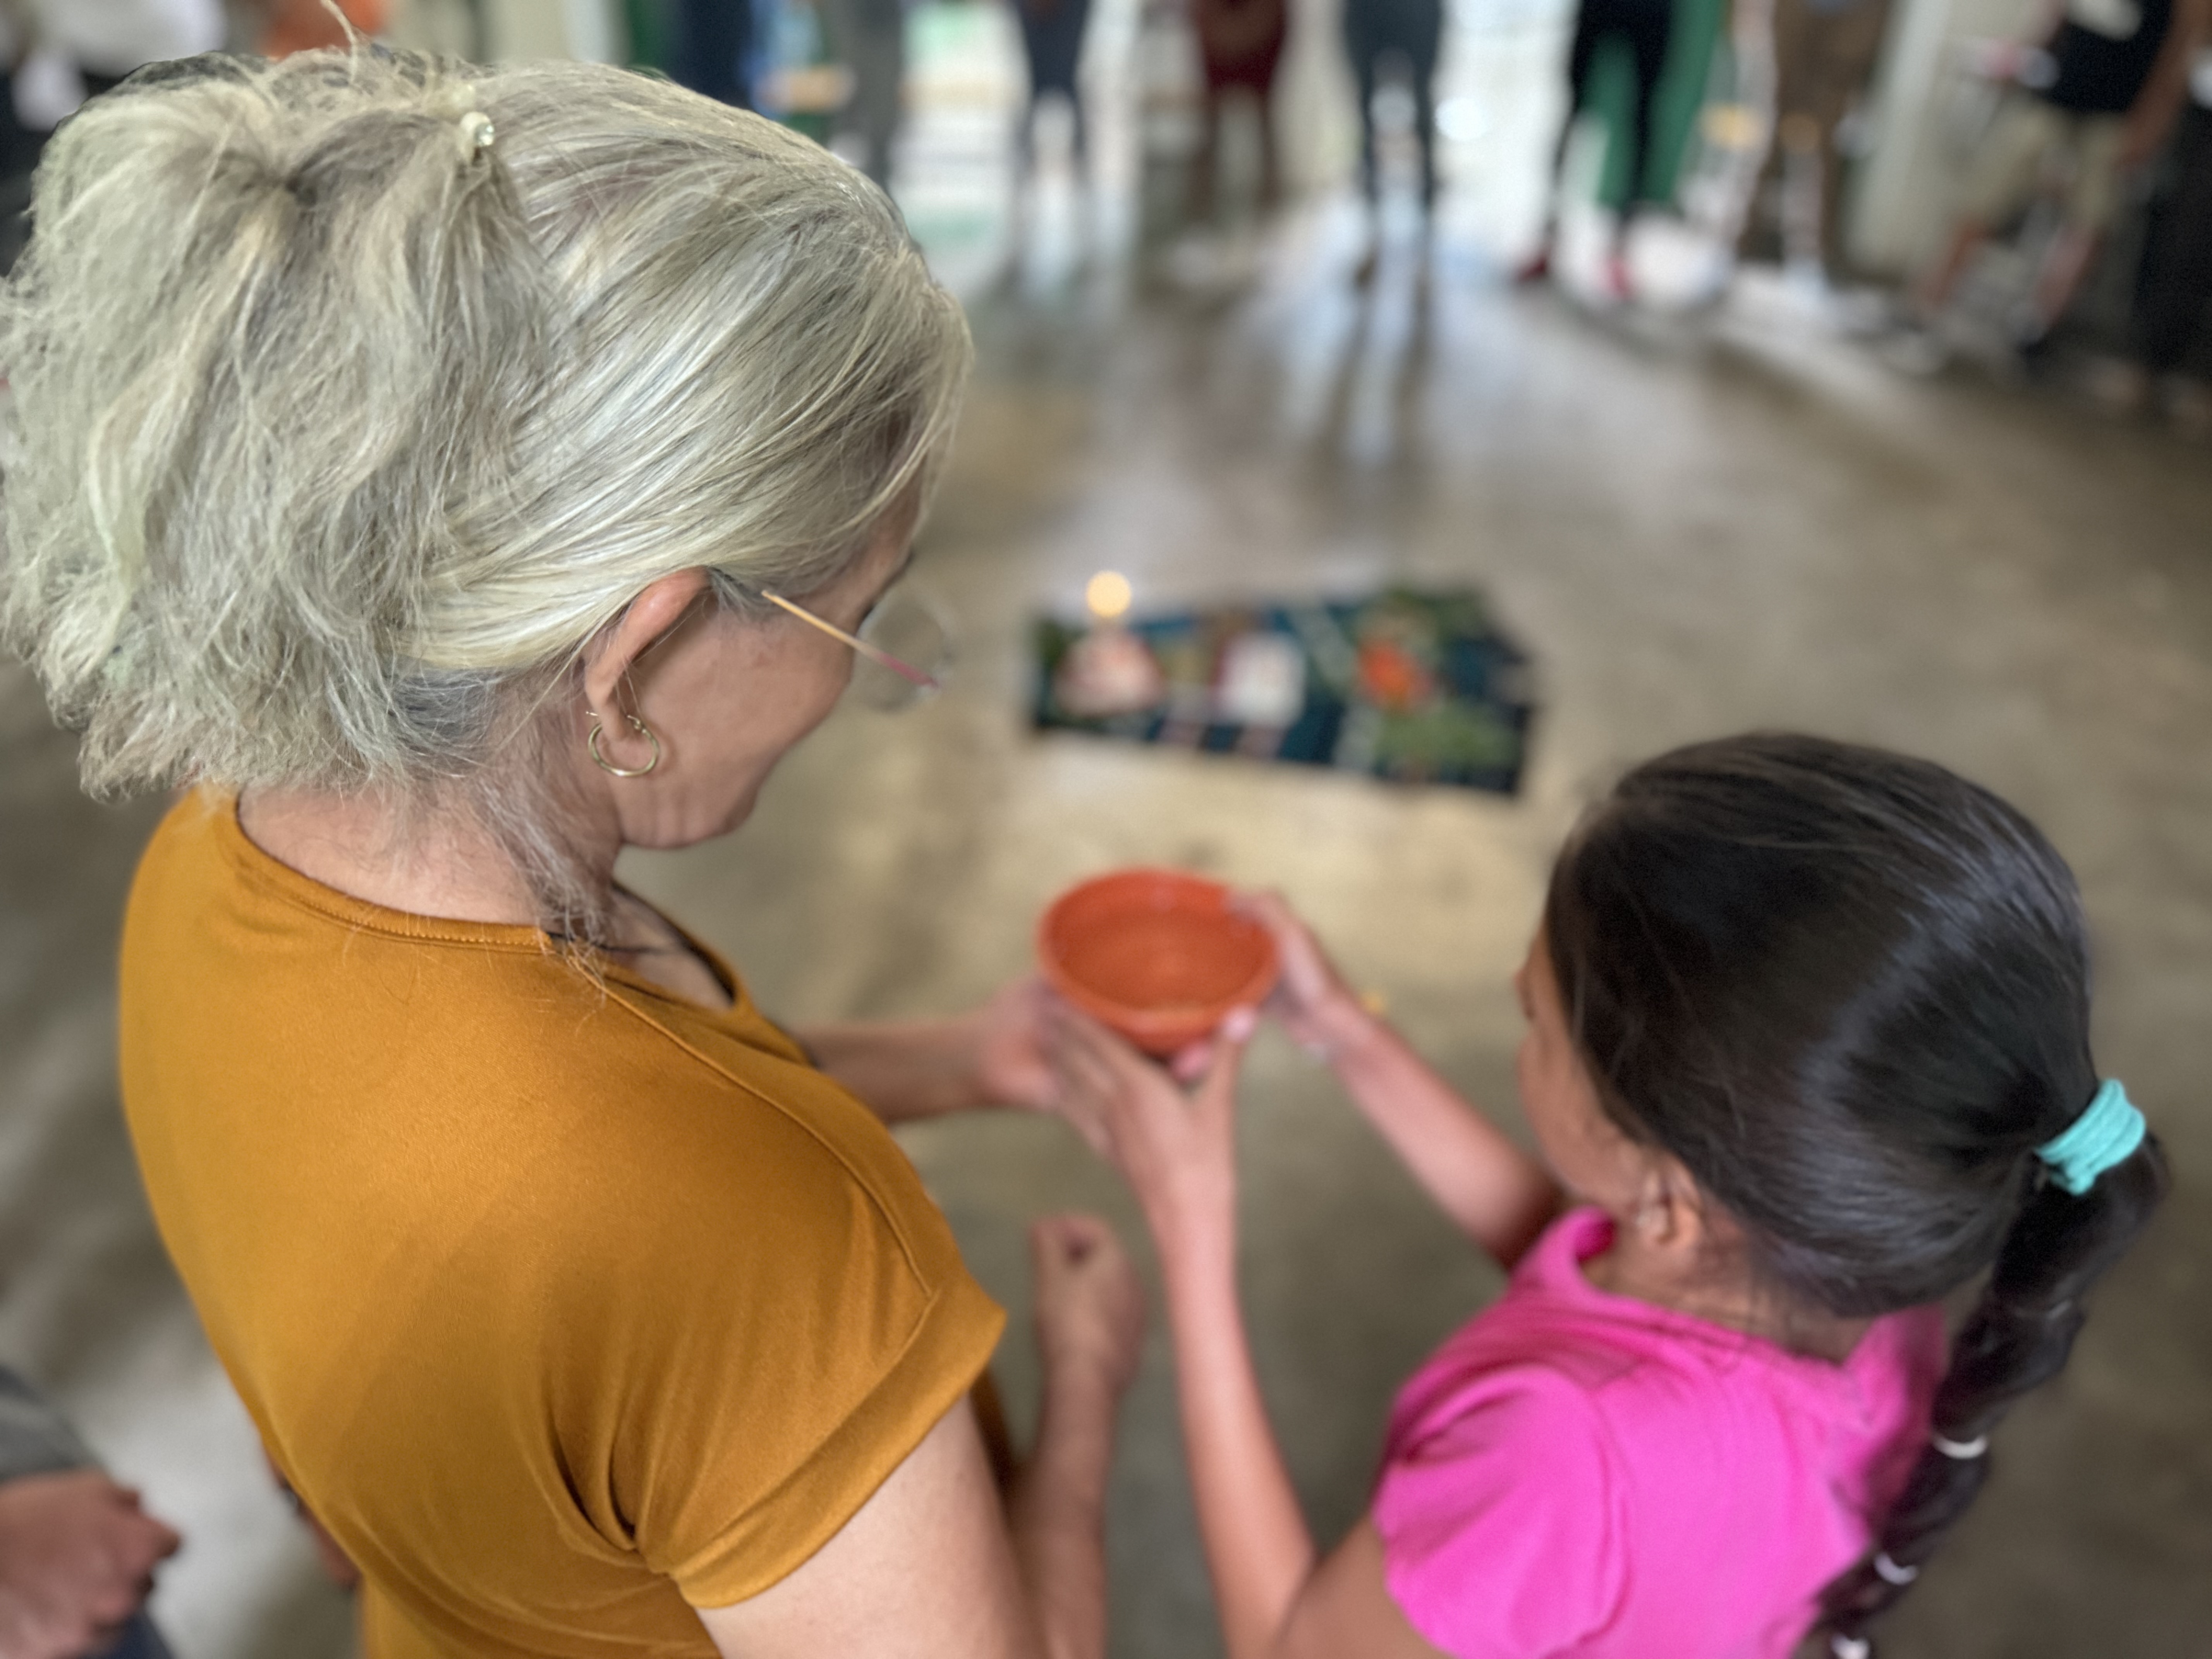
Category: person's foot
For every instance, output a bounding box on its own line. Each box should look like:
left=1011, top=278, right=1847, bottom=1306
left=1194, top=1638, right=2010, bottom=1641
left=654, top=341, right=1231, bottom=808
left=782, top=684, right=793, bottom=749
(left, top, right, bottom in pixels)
left=2160, top=375, right=2212, bottom=435
left=1601, top=249, right=1633, bottom=304
left=2080, top=356, right=2151, bottom=417
left=1882, top=319, right=1950, bottom=376
left=1512, top=244, right=1552, bottom=285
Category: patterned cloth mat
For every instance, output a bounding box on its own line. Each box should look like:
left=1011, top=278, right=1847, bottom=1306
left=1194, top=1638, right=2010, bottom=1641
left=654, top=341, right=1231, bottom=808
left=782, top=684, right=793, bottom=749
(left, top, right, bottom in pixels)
left=1032, top=587, right=1535, bottom=794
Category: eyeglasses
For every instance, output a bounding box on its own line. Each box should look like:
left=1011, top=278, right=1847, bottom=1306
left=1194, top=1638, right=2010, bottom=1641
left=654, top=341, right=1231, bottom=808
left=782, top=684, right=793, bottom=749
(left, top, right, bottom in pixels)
left=762, top=586, right=955, bottom=712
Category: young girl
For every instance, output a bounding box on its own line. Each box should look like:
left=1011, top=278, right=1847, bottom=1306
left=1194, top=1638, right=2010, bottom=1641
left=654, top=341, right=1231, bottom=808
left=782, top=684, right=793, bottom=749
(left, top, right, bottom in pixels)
left=1043, top=733, right=2166, bottom=1658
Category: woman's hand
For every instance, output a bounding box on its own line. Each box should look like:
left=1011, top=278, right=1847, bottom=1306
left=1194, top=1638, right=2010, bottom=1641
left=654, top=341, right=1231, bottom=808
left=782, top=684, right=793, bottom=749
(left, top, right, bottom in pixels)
left=967, top=979, right=1063, bottom=1113
left=795, top=980, right=1064, bottom=1124
left=1042, top=1001, right=1255, bottom=1259
left=1029, top=1215, right=1147, bottom=1402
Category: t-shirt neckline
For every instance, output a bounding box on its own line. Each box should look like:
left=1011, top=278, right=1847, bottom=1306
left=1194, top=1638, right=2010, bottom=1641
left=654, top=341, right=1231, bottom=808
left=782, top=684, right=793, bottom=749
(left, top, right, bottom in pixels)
left=210, top=789, right=743, bottom=1015
left=1541, top=1207, right=1877, bottom=1384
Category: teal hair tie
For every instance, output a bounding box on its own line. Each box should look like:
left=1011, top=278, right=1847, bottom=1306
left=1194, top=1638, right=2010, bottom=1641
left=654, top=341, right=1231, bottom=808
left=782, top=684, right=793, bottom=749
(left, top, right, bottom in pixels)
left=2035, top=1080, right=2146, bottom=1197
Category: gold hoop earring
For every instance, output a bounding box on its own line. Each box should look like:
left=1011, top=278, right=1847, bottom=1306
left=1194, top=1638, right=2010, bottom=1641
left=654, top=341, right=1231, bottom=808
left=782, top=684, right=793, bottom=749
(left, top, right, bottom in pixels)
left=587, top=711, right=661, bottom=778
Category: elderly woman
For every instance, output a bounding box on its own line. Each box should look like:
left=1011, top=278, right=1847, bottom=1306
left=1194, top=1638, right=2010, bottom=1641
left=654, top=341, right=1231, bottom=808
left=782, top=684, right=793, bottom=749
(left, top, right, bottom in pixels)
left=1, top=50, right=1143, bottom=1659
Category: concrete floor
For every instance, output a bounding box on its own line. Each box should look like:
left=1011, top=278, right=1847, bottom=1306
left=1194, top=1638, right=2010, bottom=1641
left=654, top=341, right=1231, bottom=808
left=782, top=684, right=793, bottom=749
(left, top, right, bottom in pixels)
left=3, top=210, right=2210, bottom=1658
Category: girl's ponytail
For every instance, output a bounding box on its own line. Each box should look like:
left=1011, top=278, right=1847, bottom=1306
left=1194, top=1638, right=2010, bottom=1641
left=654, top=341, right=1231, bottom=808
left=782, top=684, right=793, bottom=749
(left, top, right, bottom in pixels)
left=1819, top=1119, right=2168, bottom=1652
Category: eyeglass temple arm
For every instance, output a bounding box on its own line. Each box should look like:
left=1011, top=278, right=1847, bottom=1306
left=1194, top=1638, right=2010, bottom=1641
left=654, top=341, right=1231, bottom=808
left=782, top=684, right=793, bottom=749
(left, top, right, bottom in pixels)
left=760, top=591, right=940, bottom=690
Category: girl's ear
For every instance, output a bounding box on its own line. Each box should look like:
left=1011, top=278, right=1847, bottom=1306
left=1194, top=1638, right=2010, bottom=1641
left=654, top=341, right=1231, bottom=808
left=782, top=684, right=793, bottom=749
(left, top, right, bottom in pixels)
left=1631, top=1154, right=1712, bottom=1254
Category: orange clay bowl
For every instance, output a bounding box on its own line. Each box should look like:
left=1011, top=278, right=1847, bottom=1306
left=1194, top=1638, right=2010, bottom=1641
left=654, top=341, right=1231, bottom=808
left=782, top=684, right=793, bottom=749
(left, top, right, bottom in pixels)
left=1039, top=870, right=1279, bottom=1057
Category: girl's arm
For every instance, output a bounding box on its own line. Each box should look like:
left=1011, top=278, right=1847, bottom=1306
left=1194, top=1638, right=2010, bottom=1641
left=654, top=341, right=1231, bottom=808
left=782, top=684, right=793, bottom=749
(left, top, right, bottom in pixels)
left=1044, top=1008, right=1446, bottom=1659
left=1239, top=895, right=1561, bottom=1269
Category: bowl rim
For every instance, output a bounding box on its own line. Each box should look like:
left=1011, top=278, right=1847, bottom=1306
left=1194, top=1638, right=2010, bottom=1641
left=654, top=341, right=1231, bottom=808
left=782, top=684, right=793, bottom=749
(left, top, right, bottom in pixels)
left=1036, top=867, right=1279, bottom=1045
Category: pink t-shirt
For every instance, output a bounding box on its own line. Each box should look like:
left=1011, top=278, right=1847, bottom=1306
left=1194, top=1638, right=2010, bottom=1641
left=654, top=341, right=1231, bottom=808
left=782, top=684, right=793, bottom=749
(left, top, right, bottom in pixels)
left=1373, top=1208, right=1945, bottom=1659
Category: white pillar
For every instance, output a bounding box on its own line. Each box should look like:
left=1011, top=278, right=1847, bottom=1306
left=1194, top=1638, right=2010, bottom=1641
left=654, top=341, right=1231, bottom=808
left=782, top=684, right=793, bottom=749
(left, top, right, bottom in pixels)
left=1847, top=0, right=2044, bottom=271
left=472, top=0, right=624, bottom=58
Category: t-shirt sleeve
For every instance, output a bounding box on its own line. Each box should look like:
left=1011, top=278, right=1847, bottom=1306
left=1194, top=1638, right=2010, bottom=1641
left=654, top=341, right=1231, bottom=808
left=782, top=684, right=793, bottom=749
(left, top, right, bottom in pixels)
left=1371, top=1366, right=1626, bottom=1659
left=573, top=1048, right=1005, bottom=1611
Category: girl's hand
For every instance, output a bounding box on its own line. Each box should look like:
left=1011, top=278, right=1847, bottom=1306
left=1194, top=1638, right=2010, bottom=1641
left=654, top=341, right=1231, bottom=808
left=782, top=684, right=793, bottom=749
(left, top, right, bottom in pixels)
left=1043, top=999, right=1256, bottom=1256
left=1232, top=892, right=1376, bottom=1063
left=1029, top=1214, right=1147, bottom=1400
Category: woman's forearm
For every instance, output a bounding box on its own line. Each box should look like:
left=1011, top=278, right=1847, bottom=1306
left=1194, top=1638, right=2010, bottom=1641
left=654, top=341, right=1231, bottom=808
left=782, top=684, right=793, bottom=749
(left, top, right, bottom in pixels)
left=1006, top=1370, right=1121, bottom=1659
left=1321, top=1014, right=1559, bottom=1268
left=795, top=1016, right=988, bottom=1122
left=1158, top=1231, right=1316, bottom=1659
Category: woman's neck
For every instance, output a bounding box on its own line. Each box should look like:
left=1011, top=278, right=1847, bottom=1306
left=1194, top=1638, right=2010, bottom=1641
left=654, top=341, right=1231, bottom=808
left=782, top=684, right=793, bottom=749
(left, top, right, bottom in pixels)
left=235, top=784, right=614, bottom=931
left=1585, top=1219, right=1872, bottom=1364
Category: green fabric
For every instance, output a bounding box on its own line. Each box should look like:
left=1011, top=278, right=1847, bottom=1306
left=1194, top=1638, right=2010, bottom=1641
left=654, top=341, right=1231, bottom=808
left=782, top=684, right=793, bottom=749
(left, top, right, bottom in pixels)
left=623, top=0, right=673, bottom=70
left=1579, top=0, right=1725, bottom=207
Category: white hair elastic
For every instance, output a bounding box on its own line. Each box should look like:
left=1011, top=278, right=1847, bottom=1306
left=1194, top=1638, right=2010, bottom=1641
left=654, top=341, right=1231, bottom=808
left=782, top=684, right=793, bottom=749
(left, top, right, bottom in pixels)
left=1872, top=1551, right=1919, bottom=1587
left=459, top=110, right=495, bottom=154
left=1930, top=1431, right=1989, bottom=1460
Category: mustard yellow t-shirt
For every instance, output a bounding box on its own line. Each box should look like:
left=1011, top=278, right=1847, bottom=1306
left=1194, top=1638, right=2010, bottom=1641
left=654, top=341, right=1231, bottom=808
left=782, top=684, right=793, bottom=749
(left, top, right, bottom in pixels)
left=118, top=794, right=1005, bottom=1657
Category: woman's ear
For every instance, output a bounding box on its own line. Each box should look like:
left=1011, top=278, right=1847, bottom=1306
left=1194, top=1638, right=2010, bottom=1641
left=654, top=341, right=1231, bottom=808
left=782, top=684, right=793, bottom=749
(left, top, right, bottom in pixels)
left=581, top=570, right=714, bottom=716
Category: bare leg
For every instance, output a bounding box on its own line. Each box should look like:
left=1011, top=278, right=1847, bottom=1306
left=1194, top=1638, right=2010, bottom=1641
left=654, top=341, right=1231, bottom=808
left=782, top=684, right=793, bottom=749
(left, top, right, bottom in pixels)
left=1413, top=66, right=1438, bottom=217
left=1914, top=219, right=1989, bottom=318
left=1257, top=87, right=1282, bottom=214
left=1523, top=9, right=1597, bottom=278
left=2022, top=224, right=2097, bottom=339
left=1191, top=87, right=1223, bottom=225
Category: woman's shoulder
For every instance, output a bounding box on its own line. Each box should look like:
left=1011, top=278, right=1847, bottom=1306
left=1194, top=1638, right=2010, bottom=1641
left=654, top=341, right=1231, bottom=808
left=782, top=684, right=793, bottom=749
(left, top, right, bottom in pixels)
left=123, top=788, right=972, bottom=1307
left=592, top=981, right=964, bottom=1276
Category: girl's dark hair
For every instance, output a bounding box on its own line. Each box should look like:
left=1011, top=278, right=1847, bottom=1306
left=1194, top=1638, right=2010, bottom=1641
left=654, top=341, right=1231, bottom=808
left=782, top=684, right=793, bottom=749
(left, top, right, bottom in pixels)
left=1544, top=733, right=2166, bottom=1650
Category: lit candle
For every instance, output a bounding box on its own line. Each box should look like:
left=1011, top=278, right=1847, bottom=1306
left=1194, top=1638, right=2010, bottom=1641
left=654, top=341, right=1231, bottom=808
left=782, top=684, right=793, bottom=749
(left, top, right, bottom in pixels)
left=1085, top=570, right=1133, bottom=622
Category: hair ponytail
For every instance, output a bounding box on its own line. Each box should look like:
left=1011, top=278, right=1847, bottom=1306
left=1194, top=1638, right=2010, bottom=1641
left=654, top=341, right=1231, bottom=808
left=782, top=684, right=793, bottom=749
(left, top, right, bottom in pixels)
left=1818, top=1132, right=2168, bottom=1650
left=3, top=48, right=550, bottom=793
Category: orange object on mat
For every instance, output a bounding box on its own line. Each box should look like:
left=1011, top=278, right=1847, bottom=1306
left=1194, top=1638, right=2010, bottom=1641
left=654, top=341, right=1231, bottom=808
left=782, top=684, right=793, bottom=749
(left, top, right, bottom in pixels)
left=1039, top=869, right=1279, bottom=1056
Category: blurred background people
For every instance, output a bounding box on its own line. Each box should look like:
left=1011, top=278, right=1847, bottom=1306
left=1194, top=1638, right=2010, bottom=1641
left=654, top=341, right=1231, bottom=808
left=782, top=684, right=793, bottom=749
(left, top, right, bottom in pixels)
left=1015, top=0, right=1092, bottom=185
left=1519, top=0, right=1680, bottom=299
left=0, top=0, right=223, bottom=268
left=2096, top=40, right=2212, bottom=419
left=1735, top=0, right=1894, bottom=284
left=827, top=0, right=905, bottom=186
left=1343, top=0, right=1444, bottom=275
left=1186, top=0, right=1287, bottom=224
left=0, top=1370, right=180, bottom=1659
left=1908, top=0, right=2210, bottom=359
left=671, top=0, right=758, bottom=105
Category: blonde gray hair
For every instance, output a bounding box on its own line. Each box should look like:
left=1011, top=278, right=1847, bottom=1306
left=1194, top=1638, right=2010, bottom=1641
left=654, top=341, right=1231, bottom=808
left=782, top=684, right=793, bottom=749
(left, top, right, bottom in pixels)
left=1, top=48, right=969, bottom=925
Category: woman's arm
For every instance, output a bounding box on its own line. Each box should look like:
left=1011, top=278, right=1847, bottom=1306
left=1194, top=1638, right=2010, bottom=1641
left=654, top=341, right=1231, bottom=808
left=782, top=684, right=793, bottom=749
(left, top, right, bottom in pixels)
left=1240, top=895, right=1560, bottom=1269
left=795, top=980, right=1060, bottom=1123
left=698, top=1214, right=1143, bottom=1659
left=697, top=1399, right=1037, bottom=1659
left=1043, top=1009, right=1446, bottom=1659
